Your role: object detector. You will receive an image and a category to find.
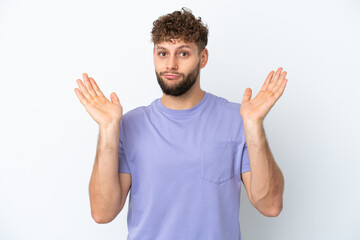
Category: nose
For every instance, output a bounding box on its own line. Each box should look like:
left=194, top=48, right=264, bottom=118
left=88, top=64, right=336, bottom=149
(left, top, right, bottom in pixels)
left=166, top=55, right=178, bottom=70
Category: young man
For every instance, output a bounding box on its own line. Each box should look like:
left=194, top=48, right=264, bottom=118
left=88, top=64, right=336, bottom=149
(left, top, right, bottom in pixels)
left=75, top=7, right=287, bottom=240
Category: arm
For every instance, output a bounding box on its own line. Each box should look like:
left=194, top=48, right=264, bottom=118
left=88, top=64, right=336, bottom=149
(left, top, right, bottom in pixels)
left=241, top=121, right=284, bottom=217
left=89, top=124, right=122, bottom=223
left=74, top=73, right=130, bottom=223
left=239, top=67, right=288, bottom=217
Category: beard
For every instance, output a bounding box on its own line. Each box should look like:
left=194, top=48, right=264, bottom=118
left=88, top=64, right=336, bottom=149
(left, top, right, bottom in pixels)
left=155, top=61, right=200, bottom=97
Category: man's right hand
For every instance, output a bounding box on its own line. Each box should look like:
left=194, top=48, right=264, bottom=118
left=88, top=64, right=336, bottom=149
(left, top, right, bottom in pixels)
left=74, top=73, right=123, bottom=128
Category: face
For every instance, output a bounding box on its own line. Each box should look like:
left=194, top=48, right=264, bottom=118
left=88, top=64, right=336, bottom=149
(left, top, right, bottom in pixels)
left=153, top=39, right=207, bottom=96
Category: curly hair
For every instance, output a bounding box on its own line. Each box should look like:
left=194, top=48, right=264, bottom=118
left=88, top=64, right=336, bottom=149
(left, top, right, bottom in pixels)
left=151, top=7, right=209, bottom=55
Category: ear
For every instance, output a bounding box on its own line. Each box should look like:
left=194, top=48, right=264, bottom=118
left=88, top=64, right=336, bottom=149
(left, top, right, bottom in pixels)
left=200, top=48, right=208, bottom=69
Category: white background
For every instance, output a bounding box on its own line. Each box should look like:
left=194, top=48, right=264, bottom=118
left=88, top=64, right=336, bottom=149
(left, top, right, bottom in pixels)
left=0, top=0, right=359, bottom=239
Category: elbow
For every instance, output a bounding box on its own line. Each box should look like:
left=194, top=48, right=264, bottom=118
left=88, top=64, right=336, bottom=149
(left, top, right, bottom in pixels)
left=261, top=200, right=283, bottom=217
left=90, top=199, right=124, bottom=224
left=263, top=205, right=282, bottom=217
left=92, top=214, right=113, bottom=224
left=253, top=195, right=283, bottom=217
left=91, top=209, right=120, bottom=224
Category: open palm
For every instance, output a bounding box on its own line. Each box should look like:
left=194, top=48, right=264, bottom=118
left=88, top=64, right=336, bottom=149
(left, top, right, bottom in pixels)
left=240, top=67, right=288, bottom=124
left=74, top=73, right=123, bottom=128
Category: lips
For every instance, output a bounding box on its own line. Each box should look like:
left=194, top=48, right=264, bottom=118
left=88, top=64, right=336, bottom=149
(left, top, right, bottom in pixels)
left=164, top=74, right=181, bottom=80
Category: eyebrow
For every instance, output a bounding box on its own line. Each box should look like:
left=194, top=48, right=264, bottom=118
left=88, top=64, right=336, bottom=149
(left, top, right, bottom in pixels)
left=155, top=44, right=193, bottom=51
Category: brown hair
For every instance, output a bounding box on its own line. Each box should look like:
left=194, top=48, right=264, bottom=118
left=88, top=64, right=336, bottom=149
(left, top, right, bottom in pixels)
left=151, top=7, right=209, bottom=55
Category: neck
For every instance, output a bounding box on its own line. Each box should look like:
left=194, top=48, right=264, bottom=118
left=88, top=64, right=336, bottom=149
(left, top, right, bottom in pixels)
left=161, top=86, right=205, bottom=110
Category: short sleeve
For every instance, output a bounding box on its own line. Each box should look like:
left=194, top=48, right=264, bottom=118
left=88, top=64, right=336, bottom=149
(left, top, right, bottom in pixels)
left=240, top=142, right=250, bottom=174
left=118, top=119, right=131, bottom=174
left=239, top=116, right=250, bottom=174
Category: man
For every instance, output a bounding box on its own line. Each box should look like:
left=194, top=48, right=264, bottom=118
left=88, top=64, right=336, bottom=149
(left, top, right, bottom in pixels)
left=75, top=7, right=287, bottom=240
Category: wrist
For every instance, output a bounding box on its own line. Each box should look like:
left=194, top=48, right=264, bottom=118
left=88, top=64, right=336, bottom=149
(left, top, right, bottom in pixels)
left=99, top=120, right=120, bottom=131
left=243, top=118, right=263, bottom=128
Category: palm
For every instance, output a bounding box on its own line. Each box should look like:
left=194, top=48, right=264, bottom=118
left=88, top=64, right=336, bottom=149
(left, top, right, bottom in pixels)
left=86, top=95, right=123, bottom=125
left=75, top=73, right=123, bottom=128
left=240, top=67, right=288, bottom=123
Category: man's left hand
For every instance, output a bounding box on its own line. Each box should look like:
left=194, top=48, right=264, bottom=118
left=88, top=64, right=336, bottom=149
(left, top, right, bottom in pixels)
left=240, top=67, right=288, bottom=124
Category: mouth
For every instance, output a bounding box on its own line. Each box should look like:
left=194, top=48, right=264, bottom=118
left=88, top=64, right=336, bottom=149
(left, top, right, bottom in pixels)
left=163, top=74, right=181, bottom=80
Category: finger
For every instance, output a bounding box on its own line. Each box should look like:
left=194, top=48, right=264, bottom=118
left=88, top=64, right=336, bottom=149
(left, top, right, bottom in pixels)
left=74, top=88, right=100, bottom=116
left=76, top=78, right=92, bottom=101
left=260, top=71, right=274, bottom=92
left=273, top=71, right=287, bottom=93
left=89, top=77, right=105, bottom=97
left=83, top=73, right=97, bottom=98
left=242, top=88, right=252, bottom=102
left=74, top=88, right=89, bottom=107
left=274, top=78, right=288, bottom=99
left=110, top=92, right=120, bottom=104
left=268, top=67, right=283, bottom=91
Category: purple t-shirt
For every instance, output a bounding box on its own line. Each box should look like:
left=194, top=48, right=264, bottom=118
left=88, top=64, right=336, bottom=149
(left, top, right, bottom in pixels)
left=118, top=91, right=250, bottom=240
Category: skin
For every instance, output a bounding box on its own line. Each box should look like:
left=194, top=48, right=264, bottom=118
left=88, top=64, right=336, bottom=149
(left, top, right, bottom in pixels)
left=153, top=39, right=208, bottom=110
left=74, top=74, right=130, bottom=223
left=74, top=38, right=287, bottom=222
left=240, top=68, right=287, bottom=217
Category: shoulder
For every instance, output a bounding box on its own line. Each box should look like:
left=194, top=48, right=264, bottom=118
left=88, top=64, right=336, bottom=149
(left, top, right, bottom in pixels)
left=208, top=92, right=240, bottom=108
left=121, top=107, right=146, bottom=126
left=120, top=101, right=154, bottom=127
left=208, top=92, right=243, bottom=121
left=123, top=106, right=146, bottom=120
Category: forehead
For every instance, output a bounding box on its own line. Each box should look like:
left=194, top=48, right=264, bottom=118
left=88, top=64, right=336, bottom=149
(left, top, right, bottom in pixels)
left=155, top=39, right=197, bottom=51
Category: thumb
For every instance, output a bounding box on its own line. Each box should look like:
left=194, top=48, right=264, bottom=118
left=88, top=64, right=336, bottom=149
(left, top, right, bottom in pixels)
left=110, top=92, right=120, bottom=105
left=242, top=88, right=252, bottom=102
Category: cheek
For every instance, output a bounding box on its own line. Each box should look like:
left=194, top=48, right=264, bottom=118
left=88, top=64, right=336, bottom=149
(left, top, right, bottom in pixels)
left=154, top=59, right=165, bottom=68
left=184, top=60, right=199, bottom=72
left=153, top=62, right=161, bottom=72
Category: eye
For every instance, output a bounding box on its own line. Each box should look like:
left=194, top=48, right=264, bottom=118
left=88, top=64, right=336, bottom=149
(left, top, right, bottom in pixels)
left=158, top=52, right=167, bottom=57
left=180, top=52, right=188, bottom=57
